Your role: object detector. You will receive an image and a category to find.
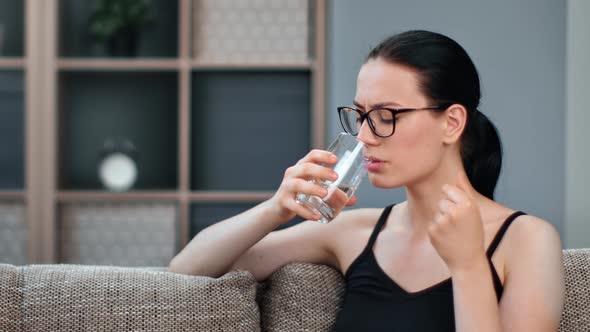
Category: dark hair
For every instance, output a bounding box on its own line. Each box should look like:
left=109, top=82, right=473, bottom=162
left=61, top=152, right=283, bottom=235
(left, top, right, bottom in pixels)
left=366, top=30, right=502, bottom=200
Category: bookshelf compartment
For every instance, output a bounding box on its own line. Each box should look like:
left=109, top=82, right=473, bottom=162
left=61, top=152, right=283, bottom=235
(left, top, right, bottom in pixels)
left=0, top=201, right=27, bottom=265
left=191, top=71, right=310, bottom=191
left=58, top=0, right=179, bottom=58
left=191, top=0, right=310, bottom=64
left=190, top=202, right=257, bottom=237
left=190, top=201, right=305, bottom=238
left=58, top=71, right=179, bottom=190
left=0, top=0, right=24, bottom=57
left=0, top=70, right=24, bottom=189
left=59, top=202, right=177, bottom=266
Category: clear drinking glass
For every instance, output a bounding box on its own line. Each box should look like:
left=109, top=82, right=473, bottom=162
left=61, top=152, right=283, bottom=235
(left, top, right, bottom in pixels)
left=296, top=133, right=367, bottom=223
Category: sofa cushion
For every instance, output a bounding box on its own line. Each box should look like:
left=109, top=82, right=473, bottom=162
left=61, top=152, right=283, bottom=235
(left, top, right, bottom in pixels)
left=20, top=265, right=260, bottom=331
left=0, top=264, right=23, bottom=332
left=560, top=249, right=590, bottom=332
left=260, top=263, right=344, bottom=332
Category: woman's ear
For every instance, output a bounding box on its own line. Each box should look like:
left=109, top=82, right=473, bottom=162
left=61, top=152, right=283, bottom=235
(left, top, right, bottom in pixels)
left=442, top=104, right=467, bottom=144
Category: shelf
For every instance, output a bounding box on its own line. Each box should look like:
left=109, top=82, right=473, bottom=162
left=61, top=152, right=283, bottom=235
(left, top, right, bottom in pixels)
left=58, top=59, right=179, bottom=71
left=190, top=71, right=311, bottom=191
left=189, top=60, right=313, bottom=71
left=56, top=59, right=315, bottom=71
left=58, top=71, right=179, bottom=190
left=57, top=191, right=179, bottom=202
left=0, top=191, right=26, bottom=200
left=0, top=58, right=25, bottom=69
left=58, top=0, right=178, bottom=58
left=4, top=0, right=326, bottom=264
left=0, top=70, right=25, bottom=190
left=55, top=191, right=273, bottom=202
left=188, top=191, right=273, bottom=202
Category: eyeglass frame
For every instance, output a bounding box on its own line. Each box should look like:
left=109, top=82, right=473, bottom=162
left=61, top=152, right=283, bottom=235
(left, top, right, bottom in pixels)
left=336, top=104, right=452, bottom=138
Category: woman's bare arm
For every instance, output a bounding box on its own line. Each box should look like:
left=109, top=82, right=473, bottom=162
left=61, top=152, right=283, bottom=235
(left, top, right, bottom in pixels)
left=451, top=215, right=565, bottom=332
left=168, top=149, right=349, bottom=280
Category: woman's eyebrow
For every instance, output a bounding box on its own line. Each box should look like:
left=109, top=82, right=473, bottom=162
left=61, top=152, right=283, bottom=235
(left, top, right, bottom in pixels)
left=352, top=100, right=402, bottom=109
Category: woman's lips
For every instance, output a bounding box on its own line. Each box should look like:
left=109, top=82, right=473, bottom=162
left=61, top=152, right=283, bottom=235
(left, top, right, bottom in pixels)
left=364, top=157, right=385, bottom=172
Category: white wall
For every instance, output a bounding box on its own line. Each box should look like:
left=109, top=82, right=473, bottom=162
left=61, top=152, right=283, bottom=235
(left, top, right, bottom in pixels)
left=565, top=0, right=590, bottom=248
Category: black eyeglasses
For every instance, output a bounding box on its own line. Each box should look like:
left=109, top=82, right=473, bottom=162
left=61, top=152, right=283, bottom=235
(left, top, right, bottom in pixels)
left=337, top=105, right=450, bottom=137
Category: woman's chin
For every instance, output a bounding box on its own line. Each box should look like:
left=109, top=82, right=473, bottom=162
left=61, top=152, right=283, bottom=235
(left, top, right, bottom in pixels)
left=367, top=173, right=403, bottom=189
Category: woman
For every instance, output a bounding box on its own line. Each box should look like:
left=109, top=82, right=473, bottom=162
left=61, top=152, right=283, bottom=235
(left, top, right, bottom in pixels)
left=169, top=30, right=565, bottom=331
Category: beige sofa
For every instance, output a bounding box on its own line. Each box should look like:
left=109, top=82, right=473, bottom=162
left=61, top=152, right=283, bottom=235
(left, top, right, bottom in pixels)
left=0, top=249, right=588, bottom=331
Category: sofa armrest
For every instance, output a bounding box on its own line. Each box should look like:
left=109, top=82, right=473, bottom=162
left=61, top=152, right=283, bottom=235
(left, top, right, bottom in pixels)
left=560, top=249, right=590, bottom=332
left=259, top=262, right=345, bottom=332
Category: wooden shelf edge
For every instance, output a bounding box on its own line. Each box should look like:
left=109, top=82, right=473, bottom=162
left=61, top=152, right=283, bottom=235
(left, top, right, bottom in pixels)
left=0, top=58, right=26, bottom=69
left=189, top=191, right=273, bottom=202
left=189, top=60, right=313, bottom=70
left=55, top=59, right=313, bottom=71
left=57, top=59, right=180, bottom=71
left=55, top=191, right=274, bottom=202
left=0, top=191, right=27, bottom=200
left=56, top=191, right=180, bottom=202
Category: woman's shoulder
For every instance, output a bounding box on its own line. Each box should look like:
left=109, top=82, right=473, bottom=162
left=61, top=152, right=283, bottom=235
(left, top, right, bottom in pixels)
left=484, top=202, right=560, bottom=245
left=495, top=208, right=564, bottom=317
left=491, top=207, right=562, bottom=267
left=506, top=212, right=562, bottom=250
left=329, top=206, right=390, bottom=229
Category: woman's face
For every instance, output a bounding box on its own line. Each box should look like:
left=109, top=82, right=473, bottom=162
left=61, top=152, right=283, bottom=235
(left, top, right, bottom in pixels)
left=354, top=57, right=447, bottom=189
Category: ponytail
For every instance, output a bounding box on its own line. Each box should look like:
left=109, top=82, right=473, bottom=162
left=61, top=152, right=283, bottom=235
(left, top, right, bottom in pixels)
left=461, top=110, right=502, bottom=200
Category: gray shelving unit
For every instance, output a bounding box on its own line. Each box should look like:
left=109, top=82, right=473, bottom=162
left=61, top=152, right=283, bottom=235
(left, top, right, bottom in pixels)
left=0, top=0, right=326, bottom=266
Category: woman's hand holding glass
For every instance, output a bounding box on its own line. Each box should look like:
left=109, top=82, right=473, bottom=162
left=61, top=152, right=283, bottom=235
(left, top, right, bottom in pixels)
left=268, top=149, right=357, bottom=223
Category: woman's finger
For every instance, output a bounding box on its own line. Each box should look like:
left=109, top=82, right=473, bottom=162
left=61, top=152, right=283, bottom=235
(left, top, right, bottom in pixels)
left=297, top=149, right=338, bottom=166
left=438, top=198, right=454, bottom=214
left=287, top=178, right=328, bottom=198
left=433, top=212, right=447, bottom=225
left=442, top=184, right=468, bottom=204
left=290, top=163, right=338, bottom=182
left=285, top=199, right=320, bottom=221
left=346, top=195, right=358, bottom=206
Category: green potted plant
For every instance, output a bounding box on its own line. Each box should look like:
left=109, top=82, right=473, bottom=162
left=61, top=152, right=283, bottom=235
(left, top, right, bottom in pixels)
left=89, top=0, right=156, bottom=57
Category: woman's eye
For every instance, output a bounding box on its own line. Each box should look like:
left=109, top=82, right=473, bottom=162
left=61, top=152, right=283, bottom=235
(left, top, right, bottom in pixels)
left=378, top=116, right=395, bottom=124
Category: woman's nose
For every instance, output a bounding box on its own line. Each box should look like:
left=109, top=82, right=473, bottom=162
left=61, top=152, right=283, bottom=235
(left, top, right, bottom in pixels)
left=357, top=119, right=378, bottom=145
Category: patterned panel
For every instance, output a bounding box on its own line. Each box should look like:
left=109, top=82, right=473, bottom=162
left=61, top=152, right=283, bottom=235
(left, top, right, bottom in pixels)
left=60, top=202, right=177, bottom=267
left=0, top=202, right=27, bottom=265
left=192, top=0, right=308, bottom=63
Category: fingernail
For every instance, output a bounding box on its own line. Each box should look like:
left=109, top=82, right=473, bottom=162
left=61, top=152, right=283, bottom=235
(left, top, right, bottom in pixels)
left=330, top=172, right=338, bottom=181
left=330, top=154, right=338, bottom=162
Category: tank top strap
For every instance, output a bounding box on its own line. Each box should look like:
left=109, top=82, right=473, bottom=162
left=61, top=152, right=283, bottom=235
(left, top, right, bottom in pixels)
left=486, top=211, right=527, bottom=258
left=365, top=204, right=395, bottom=248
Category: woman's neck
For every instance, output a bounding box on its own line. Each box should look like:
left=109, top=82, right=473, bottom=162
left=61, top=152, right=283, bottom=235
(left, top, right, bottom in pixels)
left=402, top=157, right=481, bottom=237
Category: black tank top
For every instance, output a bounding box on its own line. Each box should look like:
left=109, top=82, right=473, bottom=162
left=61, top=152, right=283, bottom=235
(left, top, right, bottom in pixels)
left=332, top=204, right=526, bottom=331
